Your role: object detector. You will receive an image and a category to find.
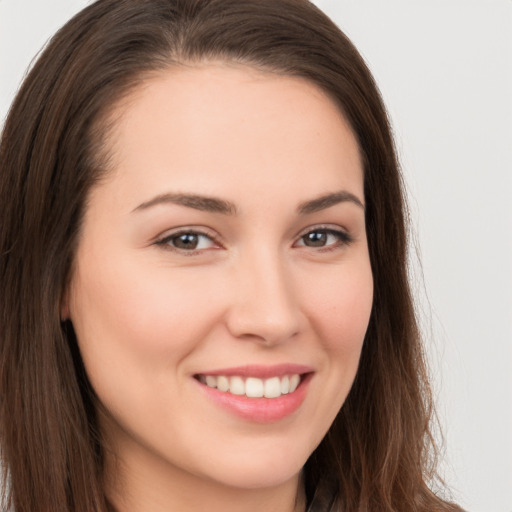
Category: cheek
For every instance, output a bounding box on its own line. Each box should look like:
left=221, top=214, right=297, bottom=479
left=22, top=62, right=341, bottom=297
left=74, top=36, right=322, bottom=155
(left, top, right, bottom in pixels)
left=291, top=259, right=373, bottom=447
left=68, top=258, right=226, bottom=429
left=302, top=260, right=373, bottom=356
left=69, top=254, right=231, bottom=386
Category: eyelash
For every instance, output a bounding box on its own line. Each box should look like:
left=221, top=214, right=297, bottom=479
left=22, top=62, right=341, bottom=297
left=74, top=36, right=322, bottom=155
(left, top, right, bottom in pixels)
left=295, top=226, right=353, bottom=252
left=155, top=226, right=353, bottom=254
left=155, top=228, right=222, bottom=255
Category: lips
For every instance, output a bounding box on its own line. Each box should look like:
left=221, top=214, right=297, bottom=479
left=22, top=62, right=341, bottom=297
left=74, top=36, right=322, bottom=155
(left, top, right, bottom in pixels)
left=194, top=364, right=313, bottom=422
left=198, top=374, right=301, bottom=398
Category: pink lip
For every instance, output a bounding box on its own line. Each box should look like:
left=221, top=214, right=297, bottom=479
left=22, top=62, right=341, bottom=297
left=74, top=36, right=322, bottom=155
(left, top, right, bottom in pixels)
left=195, top=363, right=314, bottom=379
left=194, top=366, right=314, bottom=423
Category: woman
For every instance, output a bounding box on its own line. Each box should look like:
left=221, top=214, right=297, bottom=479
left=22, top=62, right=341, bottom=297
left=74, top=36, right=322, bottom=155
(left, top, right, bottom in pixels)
left=0, top=0, right=463, bottom=511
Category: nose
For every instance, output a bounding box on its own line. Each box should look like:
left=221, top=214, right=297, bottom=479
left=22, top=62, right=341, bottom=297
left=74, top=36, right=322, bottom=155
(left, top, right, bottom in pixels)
left=225, top=249, right=302, bottom=345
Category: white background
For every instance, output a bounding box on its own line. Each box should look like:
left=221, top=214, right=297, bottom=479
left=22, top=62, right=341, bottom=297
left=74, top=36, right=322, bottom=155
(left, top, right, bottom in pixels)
left=1, top=1, right=511, bottom=511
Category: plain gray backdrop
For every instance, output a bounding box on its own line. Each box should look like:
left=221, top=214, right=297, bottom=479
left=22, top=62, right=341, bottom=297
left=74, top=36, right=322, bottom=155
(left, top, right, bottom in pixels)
left=1, top=1, right=511, bottom=511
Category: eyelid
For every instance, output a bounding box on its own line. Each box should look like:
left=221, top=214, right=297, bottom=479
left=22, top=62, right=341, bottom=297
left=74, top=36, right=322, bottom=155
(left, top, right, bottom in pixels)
left=152, top=224, right=353, bottom=254
left=293, top=224, right=353, bottom=248
left=154, top=226, right=223, bottom=252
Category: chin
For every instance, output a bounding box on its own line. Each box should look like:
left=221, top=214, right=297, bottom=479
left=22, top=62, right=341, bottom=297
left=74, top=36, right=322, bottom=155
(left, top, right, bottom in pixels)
left=194, top=440, right=311, bottom=490
left=209, top=463, right=302, bottom=491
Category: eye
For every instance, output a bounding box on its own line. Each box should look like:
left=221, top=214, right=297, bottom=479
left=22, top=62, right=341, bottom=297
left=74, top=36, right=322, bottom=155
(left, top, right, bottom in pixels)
left=295, top=228, right=352, bottom=249
left=156, top=230, right=218, bottom=252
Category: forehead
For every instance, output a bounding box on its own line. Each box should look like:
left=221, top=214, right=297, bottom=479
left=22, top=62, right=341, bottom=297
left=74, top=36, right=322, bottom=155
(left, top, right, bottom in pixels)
left=96, top=62, right=363, bottom=210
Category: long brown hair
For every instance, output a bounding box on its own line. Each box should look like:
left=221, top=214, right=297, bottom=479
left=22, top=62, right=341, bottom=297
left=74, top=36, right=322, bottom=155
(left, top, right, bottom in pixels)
left=0, top=1, right=461, bottom=511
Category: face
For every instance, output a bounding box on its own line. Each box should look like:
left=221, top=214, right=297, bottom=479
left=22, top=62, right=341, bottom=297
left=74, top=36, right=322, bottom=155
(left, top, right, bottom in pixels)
left=67, top=63, right=373, bottom=500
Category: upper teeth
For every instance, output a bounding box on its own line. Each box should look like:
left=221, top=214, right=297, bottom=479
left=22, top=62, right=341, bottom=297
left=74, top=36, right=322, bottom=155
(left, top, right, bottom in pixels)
left=199, top=374, right=301, bottom=398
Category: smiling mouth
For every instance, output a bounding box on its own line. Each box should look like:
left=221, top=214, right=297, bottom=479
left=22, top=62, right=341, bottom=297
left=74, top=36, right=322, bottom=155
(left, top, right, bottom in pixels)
left=195, top=373, right=304, bottom=399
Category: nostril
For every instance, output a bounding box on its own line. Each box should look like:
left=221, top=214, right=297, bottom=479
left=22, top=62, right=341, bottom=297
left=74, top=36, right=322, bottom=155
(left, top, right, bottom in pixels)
left=225, top=308, right=301, bottom=346
left=225, top=267, right=301, bottom=344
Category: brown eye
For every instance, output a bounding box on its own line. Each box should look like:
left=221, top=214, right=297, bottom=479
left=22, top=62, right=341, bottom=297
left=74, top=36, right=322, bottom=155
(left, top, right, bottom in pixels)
left=157, top=231, right=216, bottom=251
left=172, top=233, right=200, bottom=249
left=296, top=228, right=352, bottom=249
left=302, top=231, right=329, bottom=247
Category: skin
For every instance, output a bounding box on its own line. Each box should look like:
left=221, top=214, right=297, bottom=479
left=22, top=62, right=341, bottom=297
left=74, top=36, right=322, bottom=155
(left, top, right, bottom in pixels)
left=66, top=63, right=374, bottom=512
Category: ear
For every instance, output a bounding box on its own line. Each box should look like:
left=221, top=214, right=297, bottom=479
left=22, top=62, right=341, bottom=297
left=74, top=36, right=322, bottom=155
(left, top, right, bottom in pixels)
left=60, top=287, right=70, bottom=321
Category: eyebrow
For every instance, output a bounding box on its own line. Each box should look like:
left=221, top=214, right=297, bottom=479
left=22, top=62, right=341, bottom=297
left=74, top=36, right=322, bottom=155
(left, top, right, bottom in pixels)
left=297, top=191, right=364, bottom=214
left=132, top=189, right=364, bottom=215
left=132, top=193, right=237, bottom=215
